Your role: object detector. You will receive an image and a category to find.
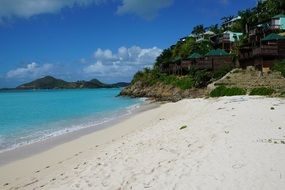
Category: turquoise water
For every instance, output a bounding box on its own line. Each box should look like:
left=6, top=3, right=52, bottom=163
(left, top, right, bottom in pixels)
left=0, top=89, right=142, bottom=152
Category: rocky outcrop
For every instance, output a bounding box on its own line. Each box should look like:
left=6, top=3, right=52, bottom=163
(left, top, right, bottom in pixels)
left=120, top=81, right=206, bottom=102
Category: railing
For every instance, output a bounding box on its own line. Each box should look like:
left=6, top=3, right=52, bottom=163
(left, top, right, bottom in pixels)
left=218, top=36, right=230, bottom=43
left=252, top=45, right=279, bottom=56
left=249, top=24, right=281, bottom=36
left=270, top=24, right=281, bottom=30
left=239, top=52, right=253, bottom=60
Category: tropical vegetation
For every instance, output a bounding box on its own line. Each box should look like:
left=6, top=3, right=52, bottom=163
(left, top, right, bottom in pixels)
left=249, top=87, right=275, bottom=96
left=130, top=0, right=284, bottom=91
left=210, top=86, right=246, bottom=97
left=273, top=59, right=285, bottom=78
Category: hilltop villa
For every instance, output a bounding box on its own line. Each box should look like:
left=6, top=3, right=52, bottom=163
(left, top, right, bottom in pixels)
left=161, top=13, right=285, bottom=75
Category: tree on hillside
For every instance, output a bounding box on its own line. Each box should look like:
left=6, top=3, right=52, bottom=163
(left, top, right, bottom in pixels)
left=221, top=15, right=234, bottom=24
left=155, top=48, right=172, bottom=68
left=191, top=25, right=205, bottom=35
left=230, top=20, right=243, bottom=33
left=179, top=37, right=196, bottom=58
left=192, top=41, right=213, bottom=55
left=236, top=0, right=283, bottom=34
left=208, top=24, right=221, bottom=34
left=278, top=0, right=285, bottom=13
left=238, top=9, right=255, bottom=33
left=255, top=0, right=279, bottom=22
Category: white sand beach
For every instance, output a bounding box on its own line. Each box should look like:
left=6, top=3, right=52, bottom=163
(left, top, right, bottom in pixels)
left=1, top=96, right=285, bottom=190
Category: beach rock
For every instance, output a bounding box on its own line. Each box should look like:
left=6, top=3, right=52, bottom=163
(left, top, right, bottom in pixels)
left=119, top=82, right=206, bottom=102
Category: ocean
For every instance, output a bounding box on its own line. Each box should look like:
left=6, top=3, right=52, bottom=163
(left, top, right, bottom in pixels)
left=0, top=88, right=143, bottom=153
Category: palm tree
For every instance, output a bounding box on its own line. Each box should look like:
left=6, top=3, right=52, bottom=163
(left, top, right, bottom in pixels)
left=191, top=25, right=205, bottom=35
left=208, top=24, right=220, bottom=34
left=277, top=0, right=285, bottom=13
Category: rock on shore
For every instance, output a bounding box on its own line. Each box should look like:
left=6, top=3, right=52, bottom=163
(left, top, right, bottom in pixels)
left=119, top=81, right=206, bottom=102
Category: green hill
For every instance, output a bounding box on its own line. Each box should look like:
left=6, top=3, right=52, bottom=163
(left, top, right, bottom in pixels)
left=16, top=76, right=129, bottom=90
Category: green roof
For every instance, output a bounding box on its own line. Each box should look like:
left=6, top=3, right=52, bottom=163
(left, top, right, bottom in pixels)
left=206, top=49, right=229, bottom=56
left=272, top=14, right=285, bottom=19
left=261, top=33, right=285, bottom=41
left=187, top=53, right=202, bottom=59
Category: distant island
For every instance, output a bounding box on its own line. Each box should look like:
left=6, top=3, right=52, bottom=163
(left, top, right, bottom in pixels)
left=1, top=76, right=129, bottom=90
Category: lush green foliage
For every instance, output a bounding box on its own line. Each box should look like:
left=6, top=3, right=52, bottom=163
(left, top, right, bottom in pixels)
left=188, top=69, right=213, bottom=87
left=212, top=64, right=233, bottom=80
left=133, top=0, right=283, bottom=92
left=249, top=87, right=275, bottom=96
left=236, top=0, right=282, bottom=33
left=132, top=68, right=160, bottom=86
left=154, top=37, right=213, bottom=69
left=272, top=59, right=285, bottom=78
left=132, top=69, right=195, bottom=90
left=208, top=24, right=221, bottom=34
left=155, top=48, right=172, bottom=67
left=155, top=0, right=283, bottom=70
left=191, top=25, right=205, bottom=35
left=210, top=86, right=246, bottom=97
left=159, top=75, right=194, bottom=90
left=132, top=64, right=234, bottom=90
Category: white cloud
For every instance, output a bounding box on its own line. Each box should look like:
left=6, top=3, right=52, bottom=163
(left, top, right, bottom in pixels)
left=6, top=62, right=53, bottom=78
left=84, top=61, right=134, bottom=77
left=83, top=46, right=162, bottom=77
left=117, top=0, right=173, bottom=20
left=84, top=61, right=106, bottom=74
left=0, top=0, right=173, bottom=22
left=0, top=0, right=104, bottom=22
left=94, top=48, right=116, bottom=60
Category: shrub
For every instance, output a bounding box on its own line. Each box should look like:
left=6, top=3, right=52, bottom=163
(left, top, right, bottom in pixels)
left=160, top=75, right=194, bottom=90
left=272, top=59, right=285, bottom=77
left=210, top=86, right=246, bottom=97
left=249, top=87, right=275, bottom=96
left=131, top=62, right=234, bottom=90
left=173, top=77, right=194, bottom=90
left=213, top=64, right=233, bottom=80
left=132, top=68, right=160, bottom=86
left=193, top=70, right=212, bottom=88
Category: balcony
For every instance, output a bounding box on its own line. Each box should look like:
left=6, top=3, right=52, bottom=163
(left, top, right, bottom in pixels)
left=218, top=35, right=230, bottom=43
left=252, top=45, right=279, bottom=56
left=270, top=24, right=281, bottom=30
left=249, top=24, right=281, bottom=36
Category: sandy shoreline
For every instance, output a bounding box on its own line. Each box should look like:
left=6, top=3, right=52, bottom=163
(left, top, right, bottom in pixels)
left=1, top=96, right=285, bottom=189
left=0, top=101, right=159, bottom=166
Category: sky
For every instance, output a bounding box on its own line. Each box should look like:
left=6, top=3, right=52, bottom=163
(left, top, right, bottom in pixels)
left=0, top=0, right=257, bottom=88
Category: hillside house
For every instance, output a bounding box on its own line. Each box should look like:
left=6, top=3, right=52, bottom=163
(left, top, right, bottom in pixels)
left=211, top=31, right=243, bottom=52
left=196, top=31, right=216, bottom=43
left=204, top=49, right=233, bottom=70
left=249, top=14, right=285, bottom=47
left=239, top=33, right=285, bottom=71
